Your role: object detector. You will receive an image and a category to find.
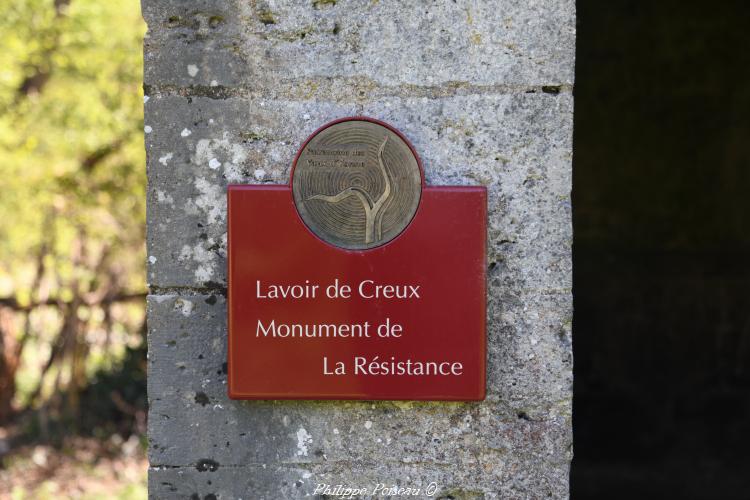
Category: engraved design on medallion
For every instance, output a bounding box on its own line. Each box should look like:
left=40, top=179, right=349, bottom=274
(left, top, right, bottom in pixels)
left=292, top=120, right=422, bottom=250
left=307, top=136, right=392, bottom=244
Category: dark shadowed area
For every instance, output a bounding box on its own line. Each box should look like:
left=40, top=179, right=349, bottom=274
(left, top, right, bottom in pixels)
left=572, top=1, right=750, bottom=498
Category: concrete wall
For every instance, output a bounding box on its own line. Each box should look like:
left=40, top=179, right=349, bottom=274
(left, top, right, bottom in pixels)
left=144, top=1, right=575, bottom=498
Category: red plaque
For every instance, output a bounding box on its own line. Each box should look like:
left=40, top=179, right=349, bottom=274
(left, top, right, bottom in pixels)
left=228, top=118, right=486, bottom=400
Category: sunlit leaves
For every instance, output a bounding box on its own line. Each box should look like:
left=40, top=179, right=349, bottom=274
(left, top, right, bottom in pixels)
left=0, top=0, right=147, bottom=296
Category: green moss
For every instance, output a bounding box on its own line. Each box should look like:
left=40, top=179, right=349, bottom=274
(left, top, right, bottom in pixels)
left=239, top=131, right=265, bottom=142
left=313, top=0, right=337, bottom=9
left=258, top=9, right=276, bottom=25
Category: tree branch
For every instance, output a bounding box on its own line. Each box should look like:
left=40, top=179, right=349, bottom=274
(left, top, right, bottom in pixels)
left=0, top=292, right=146, bottom=312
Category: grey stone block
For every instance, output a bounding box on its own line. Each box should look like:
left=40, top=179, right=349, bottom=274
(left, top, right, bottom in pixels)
left=146, top=289, right=571, bottom=497
left=146, top=92, right=572, bottom=291
left=150, top=459, right=569, bottom=500
left=143, top=0, right=575, bottom=89
left=145, top=0, right=575, bottom=498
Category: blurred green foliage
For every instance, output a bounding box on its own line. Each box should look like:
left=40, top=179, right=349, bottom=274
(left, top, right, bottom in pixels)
left=0, top=0, right=146, bottom=423
left=0, top=0, right=146, bottom=299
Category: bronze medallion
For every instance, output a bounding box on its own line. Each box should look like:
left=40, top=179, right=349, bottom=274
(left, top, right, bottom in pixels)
left=292, top=119, right=422, bottom=250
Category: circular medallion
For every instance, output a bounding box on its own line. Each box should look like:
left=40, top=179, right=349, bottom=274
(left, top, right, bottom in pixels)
left=292, top=118, right=423, bottom=250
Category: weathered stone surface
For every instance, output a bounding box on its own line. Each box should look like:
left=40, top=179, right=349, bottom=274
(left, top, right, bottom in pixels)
left=146, top=287, right=571, bottom=497
left=145, top=0, right=575, bottom=498
left=150, top=461, right=570, bottom=500
left=146, top=93, right=572, bottom=290
left=142, top=0, right=575, bottom=89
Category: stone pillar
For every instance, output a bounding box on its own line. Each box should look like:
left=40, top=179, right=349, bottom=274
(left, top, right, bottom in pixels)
left=144, top=1, right=574, bottom=498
